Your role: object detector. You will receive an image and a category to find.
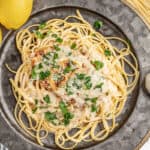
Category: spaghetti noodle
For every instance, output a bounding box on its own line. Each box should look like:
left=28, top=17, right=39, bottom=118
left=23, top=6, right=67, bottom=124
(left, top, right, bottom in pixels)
left=122, top=0, right=150, bottom=29
left=9, top=10, right=139, bottom=149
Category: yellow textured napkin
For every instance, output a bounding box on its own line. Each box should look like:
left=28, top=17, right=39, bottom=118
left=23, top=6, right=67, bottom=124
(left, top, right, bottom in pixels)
left=122, top=0, right=150, bottom=29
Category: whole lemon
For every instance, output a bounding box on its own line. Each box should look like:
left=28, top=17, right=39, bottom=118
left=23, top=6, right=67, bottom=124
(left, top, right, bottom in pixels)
left=0, top=0, right=33, bottom=29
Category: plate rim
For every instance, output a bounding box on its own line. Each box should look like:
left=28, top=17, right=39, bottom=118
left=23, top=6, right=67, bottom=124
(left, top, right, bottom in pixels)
left=0, top=5, right=142, bottom=150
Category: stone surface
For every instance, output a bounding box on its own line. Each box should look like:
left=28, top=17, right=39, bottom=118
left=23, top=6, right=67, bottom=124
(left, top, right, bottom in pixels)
left=0, top=0, right=150, bottom=150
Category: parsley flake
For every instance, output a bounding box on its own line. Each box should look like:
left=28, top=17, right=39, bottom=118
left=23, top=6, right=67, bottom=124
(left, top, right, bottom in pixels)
left=59, top=101, right=74, bottom=126
left=54, top=45, right=61, bottom=51
left=51, top=34, right=58, bottom=38
left=104, top=49, right=111, bottom=56
left=45, top=112, right=57, bottom=122
left=39, top=22, right=46, bottom=30
left=32, top=107, right=38, bottom=114
left=94, top=82, right=104, bottom=89
left=91, top=60, right=104, bottom=70
left=76, top=73, right=86, bottom=80
left=70, top=43, right=77, bottom=49
left=93, top=20, right=103, bottom=30
left=91, top=104, right=97, bottom=112
left=39, top=70, right=50, bottom=80
left=43, top=95, right=51, bottom=104
left=56, top=37, right=63, bottom=43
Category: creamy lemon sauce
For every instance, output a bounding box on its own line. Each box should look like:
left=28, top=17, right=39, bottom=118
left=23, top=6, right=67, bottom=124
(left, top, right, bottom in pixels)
left=23, top=44, right=122, bottom=129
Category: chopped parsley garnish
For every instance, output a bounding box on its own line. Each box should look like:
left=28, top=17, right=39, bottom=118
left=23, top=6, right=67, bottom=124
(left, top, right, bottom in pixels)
left=43, top=53, right=50, bottom=65
left=85, top=97, right=98, bottom=112
left=32, top=107, right=38, bottom=114
left=43, top=95, right=51, bottom=104
left=91, top=104, right=97, bottom=112
left=73, top=74, right=93, bottom=90
left=43, top=52, right=51, bottom=59
left=65, top=84, right=73, bottom=95
left=34, top=30, right=50, bottom=39
left=34, top=99, right=38, bottom=105
left=72, top=78, right=82, bottom=89
left=39, top=105, right=49, bottom=109
left=54, top=45, right=61, bottom=51
left=84, top=76, right=91, bottom=82
left=53, top=52, right=59, bottom=60
left=63, top=65, right=72, bottom=74
left=64, top=112, right=74, bottom=125
left=43, top=61, right=50, bottom=66
left=38, top=63, right=43, bottom=69
left=38, top=22, right=46, bottom=29
left=31, top=64, right=42, bottom=79
left=51, top=34, right=58, bottom=38
left=59, top=101, right=68, bottom=114
left=63, top=66, right=72, bottom=74
left=91, top=60, right=104, bottom=70
left=70, top=43, right=77, bottom=49
left=76, top=73, right=86, bottom=80
left=85, top=97, right=98, bottom=104
left=85, top=97, right=91, bottom=101
left=34, top=30, right=45, bottom=39
left=50, top=33, right=62, bottom=41
left=84, top=76, right=92, bottom=89
left=94, top=82, right=104, bottom=89
left=68, top=52, right=72, bottom=56
left=51, top=53, right=59, bottom=68
left=84, top=82, right=92, bottom=89
left=104, top=49, right=111, bottom=56
left=31, top=67, right=38, bottom=79
left=43, top=52, right=59, bottom=68
left=63, top=61, right=75, bottom=74
left=45, top=111, right=57, bottom=122
left=51, top=64, right=60, bottom=69
left=39, top=70, right=50, bottom=80
left=59, top=101, right=74, bottom=125
left=56, top=37, right=63, bottom=43
left=91, top=97, right=98, bottom=103
left=93, top=20, right=103, bottom=30
left=63, top=62, right=75, bottom=74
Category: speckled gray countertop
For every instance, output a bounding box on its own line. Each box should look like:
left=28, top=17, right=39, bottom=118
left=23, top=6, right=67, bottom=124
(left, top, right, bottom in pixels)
left=0, top=0, right=150, bottom=150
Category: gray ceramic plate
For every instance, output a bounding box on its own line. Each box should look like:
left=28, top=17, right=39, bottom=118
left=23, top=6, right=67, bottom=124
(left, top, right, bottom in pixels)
left=0, top=6, right=140, bottom=150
